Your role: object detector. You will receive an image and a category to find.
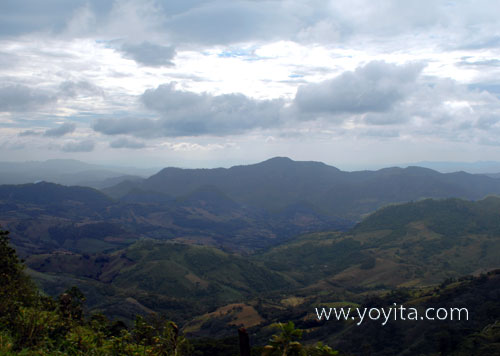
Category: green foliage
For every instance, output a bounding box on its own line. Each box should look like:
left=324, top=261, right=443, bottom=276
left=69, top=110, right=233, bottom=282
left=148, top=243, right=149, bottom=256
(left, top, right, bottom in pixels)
left=0, top=227, right=37, bottom=326
left=307, top=342, right=338, bottom=356
left=59, top=286, right=86, bottom=321
left=262, top=322, right=339, bottom=356
left=0, top=226, right=195, bottom=356
left=262, top=322, right=304, bottom=356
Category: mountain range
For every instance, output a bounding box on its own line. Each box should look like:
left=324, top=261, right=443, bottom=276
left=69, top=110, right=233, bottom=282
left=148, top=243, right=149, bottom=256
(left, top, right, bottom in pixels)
left=104, top=157, right=500, bottom=221
left=3, top=157, right=500, bottom=255
left=1, top=157, right=499, bottom=354
left=0, top=159, right=155, bottom=188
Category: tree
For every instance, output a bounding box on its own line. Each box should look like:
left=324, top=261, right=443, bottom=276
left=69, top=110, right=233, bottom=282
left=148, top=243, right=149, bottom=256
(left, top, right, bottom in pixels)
left=0, top=227, right=36, bottom=325
left=262, top=321, right=304, bottom=356
left=262, top=321, right=339, bottom=356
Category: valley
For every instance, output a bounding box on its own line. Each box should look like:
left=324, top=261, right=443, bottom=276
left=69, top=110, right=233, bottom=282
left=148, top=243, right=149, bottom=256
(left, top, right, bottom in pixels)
left=1, top=158, right=500, bottom=355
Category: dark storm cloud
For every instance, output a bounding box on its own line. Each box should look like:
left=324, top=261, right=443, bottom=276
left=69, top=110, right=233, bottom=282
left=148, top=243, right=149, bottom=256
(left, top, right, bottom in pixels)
left=93, top=83, right=284, bottom=137
left=109, top=137, right=146, bottom=149
left=61, top=139, right=95, bottom=152
left=120, top=42, right=176, bottom=67
left=294, top=61, right=423, bottom=115
left=0, top=84, right=55, bottom=112
left=43, top=122, right=76, bottom=137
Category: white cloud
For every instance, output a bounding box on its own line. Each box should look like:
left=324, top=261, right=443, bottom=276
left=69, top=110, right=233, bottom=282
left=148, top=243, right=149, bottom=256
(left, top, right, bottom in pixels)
left=2, top=0, right=500, bottom=166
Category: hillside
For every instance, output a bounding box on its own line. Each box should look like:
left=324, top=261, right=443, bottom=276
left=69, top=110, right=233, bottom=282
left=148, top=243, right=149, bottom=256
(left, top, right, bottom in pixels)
left=255, top=196, right=500, bottom=290
left=18, top=196, right=500, bottom=336
left=24, top=239, right=292, bottom=323
left=0, top=182, right=347, bottom=255
left=252, top=270, right=500, bottom=356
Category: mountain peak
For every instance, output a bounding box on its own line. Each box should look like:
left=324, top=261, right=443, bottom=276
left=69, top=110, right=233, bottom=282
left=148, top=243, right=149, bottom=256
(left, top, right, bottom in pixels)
left=260, top=156, right=294, bottom=164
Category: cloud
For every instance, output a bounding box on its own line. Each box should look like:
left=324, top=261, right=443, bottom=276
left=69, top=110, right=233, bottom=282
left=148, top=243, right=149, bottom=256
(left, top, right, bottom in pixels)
left=59, top=80, right=104, bottom=98
left=109, top=137, right=145, bottom=149
left=1, top=0, right=500, bottom=55
left=0, top=0, right=112, bottom=37
left=120, top=41, right=176, bottom=67
left=61, top=139, right=94, bottom=152
left=159, top=141, right=236, bottom=152
left=93, top=83, right=284, bottom=137
left=363, top=111, right=410, bottom=126
left=458, top=59, right=500, bottom=68
left=0, top=84, right=55, bottom=112
left=93, top=117, right=156, bottom=136
left=294, top=61, right=424, bottom=116
left=0, top=80, right=103, bottom=117
left=43, top=122, right=76, bottom=137
left=18, top=129, right=42, bottom=137
left=162, top=1, right=310, bottom=45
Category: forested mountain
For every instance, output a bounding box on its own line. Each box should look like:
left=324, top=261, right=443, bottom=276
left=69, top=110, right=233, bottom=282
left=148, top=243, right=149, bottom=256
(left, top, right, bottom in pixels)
left=104, top=157, right=500, bottom=220
left=257, top=197, right=500, bottom=289
left=8, top=196, right=499, bottom=339
left=1, top=158, right=500, bottom=355
left=0, top=181, right=347, bottom=255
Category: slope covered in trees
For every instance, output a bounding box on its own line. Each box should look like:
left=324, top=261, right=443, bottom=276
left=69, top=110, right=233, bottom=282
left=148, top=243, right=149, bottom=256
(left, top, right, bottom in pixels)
left=105, top=157, right=500, bottom=220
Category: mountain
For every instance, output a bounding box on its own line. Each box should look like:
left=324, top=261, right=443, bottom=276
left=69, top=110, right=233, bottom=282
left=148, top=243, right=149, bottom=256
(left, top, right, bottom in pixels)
left=0, top=181, right=113, bottom=207
left=0, top=182, right=136, bottom=255
left=256, top=196, right=500, bottom=290
left=104, top=157, right=500, bottom=221
left=2, top=158, right=499, bottom=354
left=407, top=160, right=500, bottom=173
left=0, top=181, right=345, bottom=255
left=295, top=271, right=500, bottom=356
left=0, top=159, right=155, bottom=187
left=24, top=239, right=292, bottom=323
left=16, top=195, right=500, bottom=335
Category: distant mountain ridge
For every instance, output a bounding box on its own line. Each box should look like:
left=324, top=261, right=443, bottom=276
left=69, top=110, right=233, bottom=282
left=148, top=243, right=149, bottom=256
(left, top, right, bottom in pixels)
left=0, top=159, right=154, bottom=187
left=4, top=157, right=500, bottom=254
left=406, top=160, right=500, bottom=173
left=104, top=156, right=500, bottom=220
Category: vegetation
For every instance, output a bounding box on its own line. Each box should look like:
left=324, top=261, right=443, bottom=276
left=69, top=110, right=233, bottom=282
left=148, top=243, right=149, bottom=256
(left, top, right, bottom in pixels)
left=0, top=226, right=195, bottom=355
left=257, top=197, right=500, bottom=289
left=262, top=322, right=338, bottom=356
left=105, top=157, right=500, bottom=220
left=1, top=189, right=500, bottom=355
left=1, top=226, right=343, bottom=355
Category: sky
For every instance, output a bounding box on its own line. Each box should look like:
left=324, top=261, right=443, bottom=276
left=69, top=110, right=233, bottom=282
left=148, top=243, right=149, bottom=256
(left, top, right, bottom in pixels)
left=1, top=0, right=500, bottom=169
